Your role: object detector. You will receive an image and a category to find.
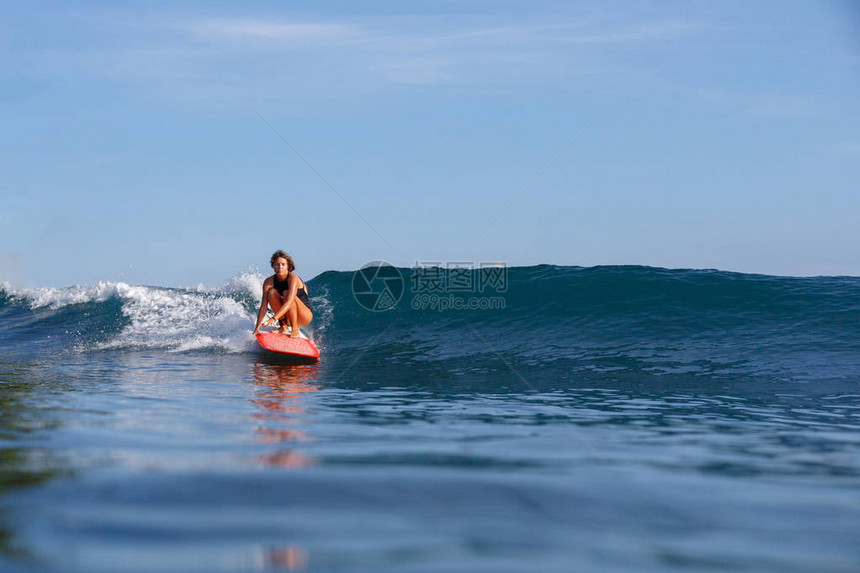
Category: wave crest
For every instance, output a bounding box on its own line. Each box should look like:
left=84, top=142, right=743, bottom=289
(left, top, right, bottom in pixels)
left=3, top=266, right=859, bottom=381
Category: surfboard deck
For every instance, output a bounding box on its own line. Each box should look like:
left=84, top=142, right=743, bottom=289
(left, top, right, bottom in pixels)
left=255, top=331, right=320, bottom=359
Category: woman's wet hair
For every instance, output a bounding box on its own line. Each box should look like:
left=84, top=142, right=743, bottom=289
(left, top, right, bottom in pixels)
left=270, top=250, right=295, bottom=272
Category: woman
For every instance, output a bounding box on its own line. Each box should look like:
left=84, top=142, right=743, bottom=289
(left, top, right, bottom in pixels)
left=253, top=250, right=313, bottom=338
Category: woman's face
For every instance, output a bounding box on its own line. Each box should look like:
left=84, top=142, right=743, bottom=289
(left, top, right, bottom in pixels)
left=272, top=257, right=289, bottom=277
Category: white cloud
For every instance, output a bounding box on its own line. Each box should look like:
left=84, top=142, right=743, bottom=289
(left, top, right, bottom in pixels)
left=697, top=88, right=819, bottom=119
left=182, top=15, right=700, bottom=86
left=31, top=11, right=707, bottom=109
left=747, top=95, right=818, bottom=118
left=181, top=15, right=701, bottom=52
left=381, top=57, right=456, bottom=85
left=555, top=19, right=703, bottom=44
left=826, top=142, right=860, bottom=155
left=185, top=19, right=361, bottom=45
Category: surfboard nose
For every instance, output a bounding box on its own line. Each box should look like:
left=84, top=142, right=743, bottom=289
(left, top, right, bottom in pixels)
left=256, top=332, right=320, bottom=359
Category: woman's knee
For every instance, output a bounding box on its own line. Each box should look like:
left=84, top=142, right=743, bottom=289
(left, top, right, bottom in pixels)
left=299, top=307, right=313, bottom=325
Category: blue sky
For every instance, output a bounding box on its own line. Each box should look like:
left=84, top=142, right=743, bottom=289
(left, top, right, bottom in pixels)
left=1, top=0, right=859, bottom=287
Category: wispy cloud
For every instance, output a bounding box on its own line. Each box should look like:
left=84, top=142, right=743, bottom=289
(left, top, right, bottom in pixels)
left=33, top=10, right=706, bottom=108
left=697, top=88, right=819, bottom=119
left=185, top=15, right=700, bottom=84
left=185, top=19, right=361, bottom=45
left=746, top=95, right=819, bottom=118
left=180, top=15, right=701, bottom=52
left=381, top=57, right=457, bottom=84
left=826, top=142, right=860, bottom=156
left=554, top=19, right=702, bottom=44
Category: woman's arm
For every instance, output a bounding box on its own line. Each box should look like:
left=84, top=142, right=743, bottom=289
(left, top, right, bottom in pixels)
left=253, top=279, right=272, bottom=335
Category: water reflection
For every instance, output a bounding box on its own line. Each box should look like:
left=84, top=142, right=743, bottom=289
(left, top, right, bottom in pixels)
left=265, top=544, right=308, bottom=571
left=250, top=363, right=319, bottom=470
left=248, top=363, right=319, bottom=569
left=0, top=361, right=63, bottom=561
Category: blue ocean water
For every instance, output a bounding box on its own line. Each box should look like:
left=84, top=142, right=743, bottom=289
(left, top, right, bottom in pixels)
left=1, top=265, right=859, bottom=572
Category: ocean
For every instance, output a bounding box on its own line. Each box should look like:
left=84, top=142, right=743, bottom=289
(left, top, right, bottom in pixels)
left=1, top=265, right=858, bottom=572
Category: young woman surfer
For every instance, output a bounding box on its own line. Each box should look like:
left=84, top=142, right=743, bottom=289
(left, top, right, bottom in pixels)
left=253, top=250, right=313, bottom=338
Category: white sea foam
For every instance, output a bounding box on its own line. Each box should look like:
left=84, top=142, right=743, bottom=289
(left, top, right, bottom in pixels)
left=4, top=277, right=262, bottom=353
left=7, top=281, right=129, bottom=309
left=191, top=270, right=265, bottom=301
left=214, top=270, right=266, bottom=299
left=96, top=283, right=257, bottom=353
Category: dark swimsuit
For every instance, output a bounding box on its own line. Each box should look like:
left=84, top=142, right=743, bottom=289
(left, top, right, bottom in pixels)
left=272, top=273, right=312, bottom=311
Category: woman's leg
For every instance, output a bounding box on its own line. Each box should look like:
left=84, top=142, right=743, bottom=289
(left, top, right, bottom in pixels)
left=266, top=289, right=287, bottom=331
left=287, top=298, right=313, bottom=338
left=267, top=289, right=312, bottom=336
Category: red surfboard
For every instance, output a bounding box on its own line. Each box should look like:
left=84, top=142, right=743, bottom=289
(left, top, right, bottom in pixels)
left=255, top=331, right=320, bottom=359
